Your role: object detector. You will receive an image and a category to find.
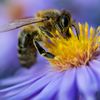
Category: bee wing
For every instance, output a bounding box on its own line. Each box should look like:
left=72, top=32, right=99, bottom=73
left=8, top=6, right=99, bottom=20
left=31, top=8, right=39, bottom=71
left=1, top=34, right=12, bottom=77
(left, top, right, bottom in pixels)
left=0, top=17, right=47, bottom=32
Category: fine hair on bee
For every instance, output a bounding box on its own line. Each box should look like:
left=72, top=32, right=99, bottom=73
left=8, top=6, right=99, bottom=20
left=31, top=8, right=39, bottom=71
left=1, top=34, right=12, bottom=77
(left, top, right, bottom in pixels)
left=0, top=9, right=79, bottom=68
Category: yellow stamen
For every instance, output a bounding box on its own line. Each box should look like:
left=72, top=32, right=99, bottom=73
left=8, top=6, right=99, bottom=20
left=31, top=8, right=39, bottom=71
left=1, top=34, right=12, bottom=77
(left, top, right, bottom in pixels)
left=42, top=23, right=100, bottom=71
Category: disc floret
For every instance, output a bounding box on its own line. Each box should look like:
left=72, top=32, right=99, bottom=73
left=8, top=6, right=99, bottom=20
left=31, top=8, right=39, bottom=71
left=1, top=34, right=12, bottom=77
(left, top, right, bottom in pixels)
left=42, top=23, right=100, bottom=71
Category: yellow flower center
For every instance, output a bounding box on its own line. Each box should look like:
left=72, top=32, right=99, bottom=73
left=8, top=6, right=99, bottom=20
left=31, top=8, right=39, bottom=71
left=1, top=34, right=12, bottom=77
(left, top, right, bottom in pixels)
left=42, top=23, right=100, bottom=71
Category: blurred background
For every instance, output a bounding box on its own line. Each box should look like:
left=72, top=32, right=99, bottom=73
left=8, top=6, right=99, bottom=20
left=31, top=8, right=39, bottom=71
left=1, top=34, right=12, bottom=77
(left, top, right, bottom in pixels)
left=0, top=0, right=100, bottom=79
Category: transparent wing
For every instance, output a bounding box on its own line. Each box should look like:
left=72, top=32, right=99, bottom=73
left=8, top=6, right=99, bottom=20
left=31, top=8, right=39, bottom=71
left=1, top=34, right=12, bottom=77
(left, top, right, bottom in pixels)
left=0, top=17, right=47, bottom=32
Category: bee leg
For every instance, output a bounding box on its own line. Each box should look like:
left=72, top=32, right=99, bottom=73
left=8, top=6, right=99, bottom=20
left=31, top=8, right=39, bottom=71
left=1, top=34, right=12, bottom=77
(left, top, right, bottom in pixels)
left=39, top=26, right=53, bottom=37
left=96, top=26, right=100, bottom=34
left=93, top=26, right=100, bottom=37
left=71, top=20, right=79, bottom=39
left=34, top=41, right=55, bottom=59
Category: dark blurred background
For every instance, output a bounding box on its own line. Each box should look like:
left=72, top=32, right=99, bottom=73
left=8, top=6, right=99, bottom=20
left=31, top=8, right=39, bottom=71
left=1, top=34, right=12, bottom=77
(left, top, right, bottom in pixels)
left=0, top=0, right=100, bottom=78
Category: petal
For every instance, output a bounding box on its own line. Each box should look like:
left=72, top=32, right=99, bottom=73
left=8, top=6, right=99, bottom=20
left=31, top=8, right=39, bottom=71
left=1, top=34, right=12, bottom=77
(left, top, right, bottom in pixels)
left=0, top=57, right=50, bottom=89
left=0, top=70, right=60, bottom=99
left=0, top=54, right=53, bottom=99
left=0, top=67, right=48, bottom=89
left=58, top=68, right=77, bottom=100
left=89, top=60, right=100, bottom=84
left=0, top=70, right=49, bottom=98
left=76, top=66, right=98, bottom=100
left=33, top=72, right=64, bottom=100
left=96, top=91, right=100, bottom=100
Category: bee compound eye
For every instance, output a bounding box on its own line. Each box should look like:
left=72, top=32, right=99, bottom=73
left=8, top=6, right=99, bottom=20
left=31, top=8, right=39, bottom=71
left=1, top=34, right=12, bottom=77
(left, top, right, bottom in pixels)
left=61, top=16, right=69, bottom=27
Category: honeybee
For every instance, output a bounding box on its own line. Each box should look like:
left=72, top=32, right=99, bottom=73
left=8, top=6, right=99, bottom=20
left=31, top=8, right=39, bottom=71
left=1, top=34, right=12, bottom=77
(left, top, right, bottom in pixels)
left=0, top=9, right=79, bottom=68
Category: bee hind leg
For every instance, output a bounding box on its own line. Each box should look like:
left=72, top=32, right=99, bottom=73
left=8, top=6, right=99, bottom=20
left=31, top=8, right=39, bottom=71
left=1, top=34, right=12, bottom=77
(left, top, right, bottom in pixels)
left=34, top=41, right=55, bottom=59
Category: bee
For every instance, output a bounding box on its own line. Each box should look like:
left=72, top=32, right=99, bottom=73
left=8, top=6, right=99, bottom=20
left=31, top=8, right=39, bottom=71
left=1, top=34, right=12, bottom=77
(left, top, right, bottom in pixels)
left=0, top=9, right=79, bottom=68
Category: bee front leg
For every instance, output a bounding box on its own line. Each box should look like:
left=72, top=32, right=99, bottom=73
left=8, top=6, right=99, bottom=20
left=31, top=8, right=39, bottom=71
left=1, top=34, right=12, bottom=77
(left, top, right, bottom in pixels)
left=71, top=20, right=79, bottom=39
left=96, top=26, right=100, bottom=34
left=34, top=41, right=55, bottom=59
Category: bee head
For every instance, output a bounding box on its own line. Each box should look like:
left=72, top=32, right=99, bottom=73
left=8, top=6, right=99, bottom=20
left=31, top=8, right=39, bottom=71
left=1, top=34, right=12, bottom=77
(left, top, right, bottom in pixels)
left=54, top=10, right=72, bottom=38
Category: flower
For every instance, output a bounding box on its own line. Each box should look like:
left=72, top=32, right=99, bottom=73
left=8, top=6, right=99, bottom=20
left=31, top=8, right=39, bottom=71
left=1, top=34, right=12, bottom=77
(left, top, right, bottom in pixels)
left=42, top=23, right=100, bottom=71
left=0, top=23, right=100, bottom=100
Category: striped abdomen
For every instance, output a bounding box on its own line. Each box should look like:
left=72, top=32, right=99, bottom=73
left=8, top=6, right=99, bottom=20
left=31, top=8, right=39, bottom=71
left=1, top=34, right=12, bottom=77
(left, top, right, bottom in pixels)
left=18, top=26, right=37, bottom=68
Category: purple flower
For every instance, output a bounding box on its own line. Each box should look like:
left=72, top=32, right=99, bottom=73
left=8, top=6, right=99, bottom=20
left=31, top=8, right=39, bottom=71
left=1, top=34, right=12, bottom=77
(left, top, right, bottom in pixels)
left=0, top=20, right=100, bottom=100
left=0, top=0, right=100, bottom=100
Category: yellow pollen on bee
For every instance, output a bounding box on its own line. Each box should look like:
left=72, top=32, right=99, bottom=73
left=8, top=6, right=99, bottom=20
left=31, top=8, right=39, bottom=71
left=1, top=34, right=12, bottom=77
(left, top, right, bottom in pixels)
left=42, top=23, right=100, bottom=71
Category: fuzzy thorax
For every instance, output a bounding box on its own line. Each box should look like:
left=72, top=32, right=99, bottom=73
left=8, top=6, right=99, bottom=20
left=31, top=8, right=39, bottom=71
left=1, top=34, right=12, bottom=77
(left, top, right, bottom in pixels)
left=42, top=23, right=100, bottom=71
